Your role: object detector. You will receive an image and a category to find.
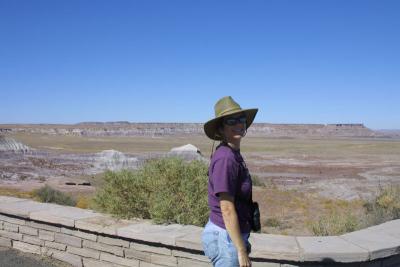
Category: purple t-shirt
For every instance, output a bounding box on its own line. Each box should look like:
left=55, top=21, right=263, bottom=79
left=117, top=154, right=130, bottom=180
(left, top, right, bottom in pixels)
left=208, top=144, right=253, bottom=233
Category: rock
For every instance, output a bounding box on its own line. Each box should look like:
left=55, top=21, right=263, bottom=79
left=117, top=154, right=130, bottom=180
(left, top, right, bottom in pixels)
left=0, top=136, right=31, bottom=153
left=95, top=150, right=138, bottom=171
left=170, top=144, right=202, bottom=155
left=168, top=144, right=205, bottom=161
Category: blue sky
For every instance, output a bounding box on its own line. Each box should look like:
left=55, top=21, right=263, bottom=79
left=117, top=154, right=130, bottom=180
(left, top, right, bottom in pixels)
left=1, top=1, right=399, bottom=129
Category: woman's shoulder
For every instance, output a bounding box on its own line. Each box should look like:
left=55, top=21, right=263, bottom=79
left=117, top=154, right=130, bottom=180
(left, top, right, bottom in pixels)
left=211, top=145, right=236, bottom=162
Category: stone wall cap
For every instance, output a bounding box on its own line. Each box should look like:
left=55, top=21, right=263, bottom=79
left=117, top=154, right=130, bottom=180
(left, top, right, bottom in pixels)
left=0, top=196, right=27, bottom=203
left=340, top=227, right=400, bottom=260
left=249, top=233, right=300, bottom=261
left=175, top=225, right=203, bottom=251
left=0, top=199, right=60, bottom=218
left=117, top=222, right=187, bottom=246
left=297, top=236, right=369, bottom=262
left=74, top=214, right=136, bottom=235
left=29, top=205, right=99, bottom=227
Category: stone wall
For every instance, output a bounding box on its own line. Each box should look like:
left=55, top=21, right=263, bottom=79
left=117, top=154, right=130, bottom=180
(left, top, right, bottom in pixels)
left=0, top=196, right=400, bottom=267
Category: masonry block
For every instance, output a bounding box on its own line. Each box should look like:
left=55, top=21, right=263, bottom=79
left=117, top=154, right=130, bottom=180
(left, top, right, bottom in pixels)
left=124, top=248, right=152, bottom=262
left=19, top=225, right=39, bottom=236
left=98, top=235, right=130, bottom=247
left=140, top=261, right=166, bottom=267
left=45, top=241, right=67, bottom=251
left=39, top=229, right=55, bottom=241
left=55, top=233, right=82, bottom=247
left=100, top=252, right=140, bottom=267
left=61, top=227, right=98, bottom=241
left=28, top=221, right=61, bottom=232
left=83, top=240, right=124, bottom=256
left=82, top=258, right=114, bottom=267
left=0, top=236, right=12, bottom=247
left=177, top=258, right=212, bottom=267
left=0, top=229, right=22, bottom=240
left=0, top=214, right=25, bottom=225
left=50, top=249, right=83, bottom=267
left=251, top=262, right=280, bottom=267
left=130, top=242, right=171, bottom=255
left=172, top=250, right=209, bottom=262
left=151, top=253, right=177, bottom=267
left=3, top=222, right=19, bottom=232
left=13, top=241, right=41, bottom=254
left=67, top=246, right=100, bottom=259
left=23, top=235, right=45, bottom=246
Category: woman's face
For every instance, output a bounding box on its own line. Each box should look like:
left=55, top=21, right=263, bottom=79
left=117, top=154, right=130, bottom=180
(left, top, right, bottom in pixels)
left=220, top=113, right=247, bottom=144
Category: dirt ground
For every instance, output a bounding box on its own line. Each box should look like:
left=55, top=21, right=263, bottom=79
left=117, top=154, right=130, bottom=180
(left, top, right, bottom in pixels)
left=1, top=133, right=400, bottom=235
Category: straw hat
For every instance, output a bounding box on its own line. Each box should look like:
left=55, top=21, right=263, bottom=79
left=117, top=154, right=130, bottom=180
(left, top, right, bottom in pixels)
left=204, top=96, right=258, bottom=140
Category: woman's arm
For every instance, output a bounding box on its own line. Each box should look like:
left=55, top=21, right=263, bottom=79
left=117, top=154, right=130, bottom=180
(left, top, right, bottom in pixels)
left=219, top=192, right=251, bottom=267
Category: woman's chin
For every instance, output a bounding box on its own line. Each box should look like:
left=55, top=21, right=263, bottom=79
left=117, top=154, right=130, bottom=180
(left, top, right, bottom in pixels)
left=232, top=134, right=243, bottom=140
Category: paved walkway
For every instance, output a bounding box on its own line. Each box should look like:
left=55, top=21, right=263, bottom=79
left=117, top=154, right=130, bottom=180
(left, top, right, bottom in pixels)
left=0, top=247, right=70, bottom=267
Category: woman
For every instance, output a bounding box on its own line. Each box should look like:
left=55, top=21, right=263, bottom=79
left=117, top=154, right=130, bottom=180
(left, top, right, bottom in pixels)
left=202, top=96, right=258, bottom=267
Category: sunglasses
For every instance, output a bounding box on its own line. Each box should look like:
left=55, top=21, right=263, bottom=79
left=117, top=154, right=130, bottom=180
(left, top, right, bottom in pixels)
left=223, top=116, right=247, bottom=126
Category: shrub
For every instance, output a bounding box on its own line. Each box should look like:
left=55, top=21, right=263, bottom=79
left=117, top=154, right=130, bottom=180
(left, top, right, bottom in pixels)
left=34, top=185, right=76, bottom=206
left=362, top=185, right=400, bottom=227
left=252, top=174, right=265, bottom=187
left=375, top=186, right=400, bottom=219
left=93, top=169, right=152, bottom=219
left=309, top=211, right=359, bottom=236
left=76, top=196, right=91, bottom=209
left=93, top=157, right=209, bottom=226
left=264, top=217, right=281, bottom=228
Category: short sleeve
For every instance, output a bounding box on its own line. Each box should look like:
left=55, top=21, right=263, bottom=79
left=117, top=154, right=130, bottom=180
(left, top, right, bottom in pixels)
left=211, top=157, right=239, bottom=198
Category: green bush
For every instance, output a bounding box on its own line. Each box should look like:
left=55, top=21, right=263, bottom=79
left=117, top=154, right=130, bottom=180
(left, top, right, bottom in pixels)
left=34, top=185, right=76, bottom=206
left=93, top=157, right=209, bottom=226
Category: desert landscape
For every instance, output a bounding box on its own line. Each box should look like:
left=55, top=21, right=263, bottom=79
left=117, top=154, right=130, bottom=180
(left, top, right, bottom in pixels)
left=1, top=122, right=400, bottom=236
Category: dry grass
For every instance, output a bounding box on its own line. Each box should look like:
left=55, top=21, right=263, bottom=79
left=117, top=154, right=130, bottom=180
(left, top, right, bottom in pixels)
left=253, top=186, right=365, bottom=235
left=0, top=187, right=36, bottom=199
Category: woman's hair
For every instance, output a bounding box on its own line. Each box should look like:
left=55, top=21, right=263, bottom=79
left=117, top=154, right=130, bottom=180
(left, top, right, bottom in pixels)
left=217, top=120, right=226, bottom=142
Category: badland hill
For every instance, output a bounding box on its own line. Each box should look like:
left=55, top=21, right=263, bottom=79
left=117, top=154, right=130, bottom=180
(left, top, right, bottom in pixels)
left=0, top=122, right=393, bottom=138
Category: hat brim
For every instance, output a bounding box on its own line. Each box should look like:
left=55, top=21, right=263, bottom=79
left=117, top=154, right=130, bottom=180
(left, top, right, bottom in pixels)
left=204, top=108, right=258, bottom=140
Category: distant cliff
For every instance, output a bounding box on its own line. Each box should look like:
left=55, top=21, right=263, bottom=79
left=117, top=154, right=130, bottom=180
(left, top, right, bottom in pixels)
left=0, top=123, right=388, bottom=138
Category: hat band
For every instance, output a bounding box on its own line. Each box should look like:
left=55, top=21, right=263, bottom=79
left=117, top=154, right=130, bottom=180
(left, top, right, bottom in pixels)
left=218, top=107, right=242, bottom=117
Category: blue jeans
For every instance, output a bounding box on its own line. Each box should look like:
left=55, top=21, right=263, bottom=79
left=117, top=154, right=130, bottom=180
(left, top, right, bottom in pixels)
left=201, top=220, right=251, bottom=267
